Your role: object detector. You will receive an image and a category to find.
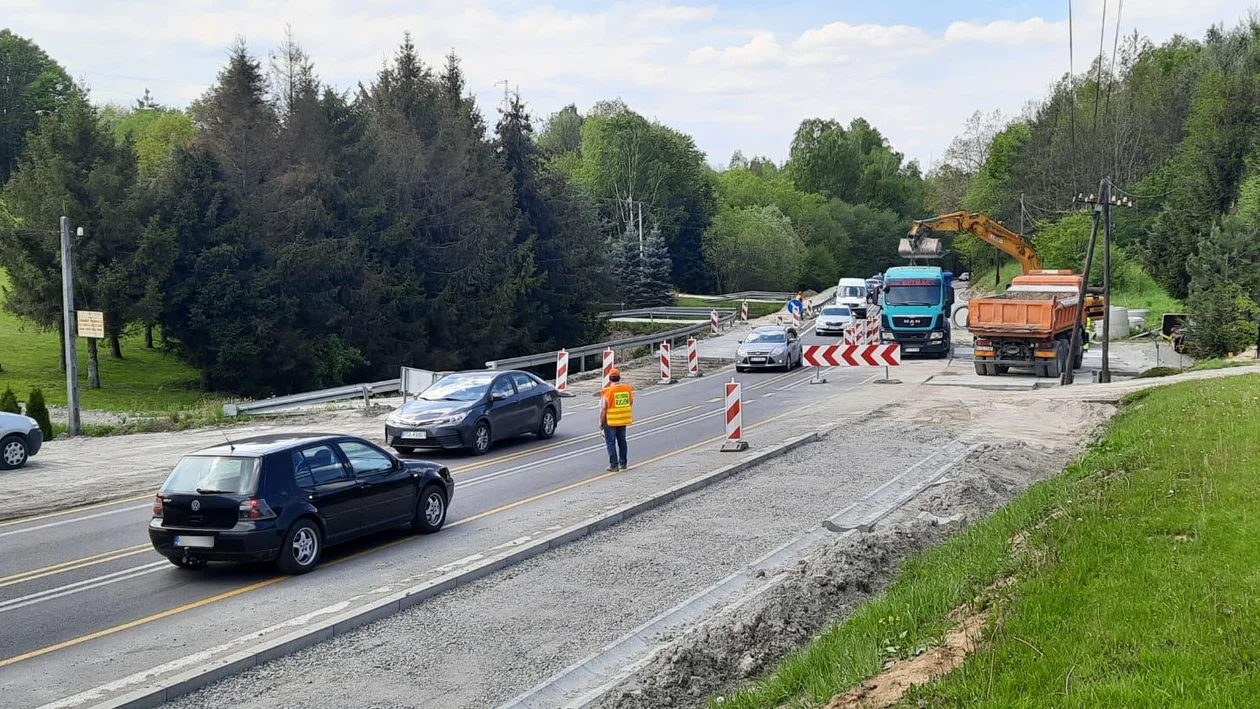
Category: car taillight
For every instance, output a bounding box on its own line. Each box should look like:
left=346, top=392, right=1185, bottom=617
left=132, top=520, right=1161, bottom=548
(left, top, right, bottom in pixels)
left=975, top=339, right=992, bottom=347
left=239, top=498, right=277, bottom=520
left=152, top=495, right=164, bottom=518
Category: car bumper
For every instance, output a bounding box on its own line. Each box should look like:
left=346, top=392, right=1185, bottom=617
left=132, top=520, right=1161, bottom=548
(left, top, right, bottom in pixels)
left=815, top=324, right=850, bottom=336
left=148, top=518, right=282, bottom=562
left=26, top=428, right=42, bottom=457
left=385, top=424, right=468, bottom=450
left=738, top=354, right=791, bottom=368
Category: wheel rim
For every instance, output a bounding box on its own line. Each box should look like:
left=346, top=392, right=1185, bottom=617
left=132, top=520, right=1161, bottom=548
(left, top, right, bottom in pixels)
left=475, top=425, right=490, bottom=451
left=3, top=441, right=24, bottom=466
left=424, top=492, right=445, bottom=526
left=292, top=527, right=318, bottom=566
left=543, top=411, right=555, bottom=435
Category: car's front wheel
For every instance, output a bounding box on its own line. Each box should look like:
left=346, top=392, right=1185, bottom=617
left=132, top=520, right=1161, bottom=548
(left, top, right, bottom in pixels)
left=470, top=420, right=492, bottom=455
left=0, top=434, right=28, bottom=470
left=411, top=485, right=448, bottom=534
left=276, top=519, right=322, bottom=574
left=537, top=407, right=557, bottom=440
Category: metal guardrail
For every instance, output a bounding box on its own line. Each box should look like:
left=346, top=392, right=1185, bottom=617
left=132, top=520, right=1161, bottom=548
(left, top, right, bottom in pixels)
left=675, top=290, right=795, bottom=302
left=486, top=309, right=740, bottom=370
left=598, top=306, right=738, bottom=320
left=224, top=378, right=401, bottom=417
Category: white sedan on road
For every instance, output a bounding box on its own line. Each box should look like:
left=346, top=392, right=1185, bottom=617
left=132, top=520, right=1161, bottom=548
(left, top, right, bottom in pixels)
left=1, top=411, right=43, bottom=470
left=815, top=305, right=855, bottom=337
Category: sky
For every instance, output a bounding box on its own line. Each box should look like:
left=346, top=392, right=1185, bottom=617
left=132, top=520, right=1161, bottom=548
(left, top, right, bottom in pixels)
left=3, top=0, right=1256, bottom=169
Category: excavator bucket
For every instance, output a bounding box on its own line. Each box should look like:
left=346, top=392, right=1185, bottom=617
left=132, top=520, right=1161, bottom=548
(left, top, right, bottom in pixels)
left=898, top=237, right=943, bottom=259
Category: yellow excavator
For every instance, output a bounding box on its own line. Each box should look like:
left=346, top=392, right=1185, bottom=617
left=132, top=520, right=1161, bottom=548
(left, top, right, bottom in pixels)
left=901, top=211, right=1105, bottom=320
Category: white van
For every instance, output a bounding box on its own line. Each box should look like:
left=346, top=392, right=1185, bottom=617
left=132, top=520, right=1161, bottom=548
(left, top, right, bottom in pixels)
left=835, top=278, right=869, bottom=318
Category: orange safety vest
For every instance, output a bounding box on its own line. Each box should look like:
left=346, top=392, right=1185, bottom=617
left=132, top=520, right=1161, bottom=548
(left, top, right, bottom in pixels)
left=601, top=383, right=634, bottom=427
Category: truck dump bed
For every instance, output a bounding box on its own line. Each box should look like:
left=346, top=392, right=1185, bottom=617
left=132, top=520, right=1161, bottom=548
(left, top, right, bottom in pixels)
left=967, top=272, right=1084, bottom=339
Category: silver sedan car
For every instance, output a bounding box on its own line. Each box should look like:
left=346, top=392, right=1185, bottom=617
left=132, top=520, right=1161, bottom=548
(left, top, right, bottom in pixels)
left=736, top=325, right=803, bottom=372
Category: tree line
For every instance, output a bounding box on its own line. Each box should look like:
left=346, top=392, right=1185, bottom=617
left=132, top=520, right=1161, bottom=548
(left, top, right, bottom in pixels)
left=0, top=28, right=925, bottom=397
left=927, top=19, right=1260, bottom=357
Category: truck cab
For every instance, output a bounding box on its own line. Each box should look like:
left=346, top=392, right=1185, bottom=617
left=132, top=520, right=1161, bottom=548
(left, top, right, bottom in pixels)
left=835, top=278, right=869, bottom=318
left=879, top=266, right=954, bottom=357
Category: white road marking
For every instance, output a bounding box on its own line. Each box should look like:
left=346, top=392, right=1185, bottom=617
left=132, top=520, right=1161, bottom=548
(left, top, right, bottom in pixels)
left=0, top=504, right=151, bottom=539
left=0, top=561, right=168, bottom=614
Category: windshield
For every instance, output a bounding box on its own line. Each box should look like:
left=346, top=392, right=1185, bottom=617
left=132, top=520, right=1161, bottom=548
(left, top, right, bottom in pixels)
left=419, top=372, right=495, bottom=402
left=162, top=456, right=261, bottom=495
left=746, top=331, right=787, bottom=344
left=885, top=284, right=941, bottom=306
left=821, top=306, right=851, bottom=316
left=839, top=286, right=864, bottom=298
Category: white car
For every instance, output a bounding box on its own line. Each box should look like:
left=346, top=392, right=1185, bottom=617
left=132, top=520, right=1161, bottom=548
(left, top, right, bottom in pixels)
left=835, top=277, right=869, bottom=318
left=815, top=305, right=855, bottom=337
left=1, top=411, right=43, bottom=470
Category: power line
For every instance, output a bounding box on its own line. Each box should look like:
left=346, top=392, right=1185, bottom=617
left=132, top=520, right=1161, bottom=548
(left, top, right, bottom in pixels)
left=1092, top=0, right=1109, bottom=177
left=1068, top=0, right=1077, bottom=187
left=1103, top=0, right=1125, bottom=176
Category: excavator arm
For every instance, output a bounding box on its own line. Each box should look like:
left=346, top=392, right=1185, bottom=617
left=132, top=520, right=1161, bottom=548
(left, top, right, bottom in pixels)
left=904, top=211, right=1043, bottom=274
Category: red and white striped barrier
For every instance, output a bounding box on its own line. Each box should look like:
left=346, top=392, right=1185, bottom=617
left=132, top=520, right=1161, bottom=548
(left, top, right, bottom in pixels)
left=792, top=309, right=801, bottom=330
left=602, top=348, right=615, bottom=388
left=659, top=341, right=673, bottom=384
left=741, top=300, right=749, bottom=322
left=720, top=378, right=749, bottom=452
left=803, top=344, right=900, bottom=367
left=555, top=349, right=569, bottom=392
left=686, top=337, right=700, bottom=377
left=710, top=309, right=719, bottom=334
left=776, top=313, right=783, bottom=326
left=843, top=317, right=880, bottom=345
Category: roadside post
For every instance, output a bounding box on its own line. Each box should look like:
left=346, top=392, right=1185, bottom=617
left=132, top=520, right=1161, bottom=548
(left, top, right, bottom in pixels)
left=602, top=348, right=614, bottom=389
left=792, top=309, right=801, bottom=330
left=555, top=349, right=569, bottom=393
left=710, top=309, right=719, bottom=334
left=60, top=217, right=81, bottom=436
left=720, top=378, right=749, bottom=452
left=658, top=341, right=673, bottom=384
left=741, top=300, right=749, bottom=322
left=686, top=337, right=701, bottom=377
left=776, top=313, right=784, bottom=326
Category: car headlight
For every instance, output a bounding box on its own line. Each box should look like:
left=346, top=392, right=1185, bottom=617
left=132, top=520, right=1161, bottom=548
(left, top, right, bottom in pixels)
left=930, top=331, right=945, bottom=340
left=881, top=332, right=895, bottom=342
left=432, top=413, right=466, bottom=426
left=27, top=416, right=39, bottom=428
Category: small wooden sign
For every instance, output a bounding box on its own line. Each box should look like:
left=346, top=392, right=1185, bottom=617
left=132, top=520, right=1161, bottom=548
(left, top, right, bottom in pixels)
left=76, top=310, right=105, bottom=339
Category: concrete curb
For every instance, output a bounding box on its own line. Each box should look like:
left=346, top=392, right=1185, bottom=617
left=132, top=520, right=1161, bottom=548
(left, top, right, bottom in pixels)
left=83, top=431, right=823, bottom=709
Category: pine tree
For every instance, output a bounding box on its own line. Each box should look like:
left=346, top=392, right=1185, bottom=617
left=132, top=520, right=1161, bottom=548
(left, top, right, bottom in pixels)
left=0, top=387, right=18, bottom=414
left=637, top=225, right=674, bottom=306
left=25, top=388, right=52, bottom=438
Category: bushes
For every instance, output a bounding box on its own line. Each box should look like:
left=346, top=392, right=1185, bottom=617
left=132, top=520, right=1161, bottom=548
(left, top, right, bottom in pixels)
left=26, top=388, right=53, bottom=438
left=0, top=387, right=18, bottom=414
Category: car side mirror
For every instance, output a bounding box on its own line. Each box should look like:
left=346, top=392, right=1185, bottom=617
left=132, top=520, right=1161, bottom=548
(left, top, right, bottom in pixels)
left=491, top=391, right=508, bottom=402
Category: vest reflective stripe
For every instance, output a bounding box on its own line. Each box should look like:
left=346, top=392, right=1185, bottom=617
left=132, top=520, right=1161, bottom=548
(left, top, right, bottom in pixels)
left=603, top=384, right=634, bottom=426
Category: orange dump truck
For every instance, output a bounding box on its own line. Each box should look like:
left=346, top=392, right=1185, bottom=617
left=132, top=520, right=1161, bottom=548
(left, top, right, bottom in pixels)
left=968, top=271, right=1089, bottom=378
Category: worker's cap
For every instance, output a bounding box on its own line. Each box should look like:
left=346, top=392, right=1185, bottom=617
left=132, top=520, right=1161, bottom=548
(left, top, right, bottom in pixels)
left=608, top=367, right=621, bottom=378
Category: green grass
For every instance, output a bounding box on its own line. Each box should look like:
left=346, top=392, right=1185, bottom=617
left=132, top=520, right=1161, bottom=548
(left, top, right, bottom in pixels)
left=713, top=374, right=1260, bottom=709
left=675, top=296, right=783, bottom=319
left=1111, top=265, right=1183, bottom=330
left=967, top=261, right=1024, bottom=294
left=1189, top=358, right=1252, bottom=372
left=0, top=268, right=222, bottom=413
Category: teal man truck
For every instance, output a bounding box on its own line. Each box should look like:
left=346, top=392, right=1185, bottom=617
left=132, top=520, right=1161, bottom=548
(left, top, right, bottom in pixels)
left=879, top=265, right=954, bottom=357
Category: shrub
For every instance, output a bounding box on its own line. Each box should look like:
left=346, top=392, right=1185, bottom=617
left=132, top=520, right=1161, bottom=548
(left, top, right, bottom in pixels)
left=1136, top=366, right=1181, bottom=379
left=26, top=388, right=53, bottom=439
left=0, top=387, right=19, bottom=414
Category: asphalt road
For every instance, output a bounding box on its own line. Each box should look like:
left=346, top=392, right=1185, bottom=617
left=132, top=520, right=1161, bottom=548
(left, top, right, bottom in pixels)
left=0, top=357, right=876, bottom=709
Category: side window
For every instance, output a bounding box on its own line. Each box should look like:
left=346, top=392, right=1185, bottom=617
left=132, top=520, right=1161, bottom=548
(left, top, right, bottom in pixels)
left=510, top=372, right=536, bottom=393
left=338, top=441, right=395, bottom=476
left=292, top=445, right=348, bottom=488
left=491, top=376, right=516, bottom=400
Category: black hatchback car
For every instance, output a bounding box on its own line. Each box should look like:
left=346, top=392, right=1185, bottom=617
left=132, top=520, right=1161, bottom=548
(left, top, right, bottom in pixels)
left=385, top=370, right=562, bottom=455
left=148, top=434, right=454, bottom=574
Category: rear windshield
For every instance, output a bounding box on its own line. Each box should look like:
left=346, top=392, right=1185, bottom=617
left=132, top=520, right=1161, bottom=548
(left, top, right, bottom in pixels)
left=162, top=456, right=262, bottom=495
left=822, top=306, right=851, bottom=316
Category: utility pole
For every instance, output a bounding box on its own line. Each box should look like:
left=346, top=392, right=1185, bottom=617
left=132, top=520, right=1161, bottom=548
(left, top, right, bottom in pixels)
left=1062, top=180, right=1105, bottom=386
left=1100, top=178, right=1113, bottom=383
left=60, top=216, right=81, bottom=435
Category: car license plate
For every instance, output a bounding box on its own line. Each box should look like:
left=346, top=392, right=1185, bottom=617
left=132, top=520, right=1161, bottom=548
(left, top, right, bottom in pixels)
left=906, top=347, right=920, bottom=353
left=174, top=535, right=214, bottom=548
left=402, top=431, right=427, bottom=439
left=750, top=357, right=766, bottom=364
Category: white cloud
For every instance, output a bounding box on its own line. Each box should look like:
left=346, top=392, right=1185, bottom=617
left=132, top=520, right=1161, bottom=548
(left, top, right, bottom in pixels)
left=1, top=0, right=1256, bottom=171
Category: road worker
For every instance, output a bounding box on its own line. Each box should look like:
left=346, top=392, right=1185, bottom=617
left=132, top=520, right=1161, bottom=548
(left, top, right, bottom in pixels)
left=599, top=368, right=634, bottom=471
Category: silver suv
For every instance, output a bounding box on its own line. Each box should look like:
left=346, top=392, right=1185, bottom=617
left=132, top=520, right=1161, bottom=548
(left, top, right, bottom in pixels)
left=1, top=412, right=43, bottom=470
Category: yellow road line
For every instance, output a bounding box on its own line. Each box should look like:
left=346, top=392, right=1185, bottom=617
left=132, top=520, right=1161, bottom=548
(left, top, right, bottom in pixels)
left=0, top=495, right=153, bottom=529
left=0, top=545, right=152, bottom=589
left=0, top=407, right=798, bottom=668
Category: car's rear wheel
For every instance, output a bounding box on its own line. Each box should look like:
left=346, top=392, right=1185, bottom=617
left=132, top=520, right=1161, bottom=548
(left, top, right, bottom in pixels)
left=167, top=556, right=207, bottom=570
left=470, top=420, right=492, bottom=455
left=411, top=485, right=448, bottom=534
left=276, top=519, right=322, bottom=574
left=537, top=407, right=557, bottom=439
left=0, top=434, right=28, bottom=470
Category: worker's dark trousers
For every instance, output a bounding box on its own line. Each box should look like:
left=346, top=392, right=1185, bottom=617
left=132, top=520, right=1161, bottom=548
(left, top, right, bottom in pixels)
left=604, top=426, right=628, bottom=468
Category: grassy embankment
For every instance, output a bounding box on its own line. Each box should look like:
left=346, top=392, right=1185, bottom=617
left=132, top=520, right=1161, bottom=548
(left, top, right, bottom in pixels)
left=675, top=296, right=783, bottom=319
left=0, top=268, right=225, bottom=431
left=715, top=374, right=1260, bottom=708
